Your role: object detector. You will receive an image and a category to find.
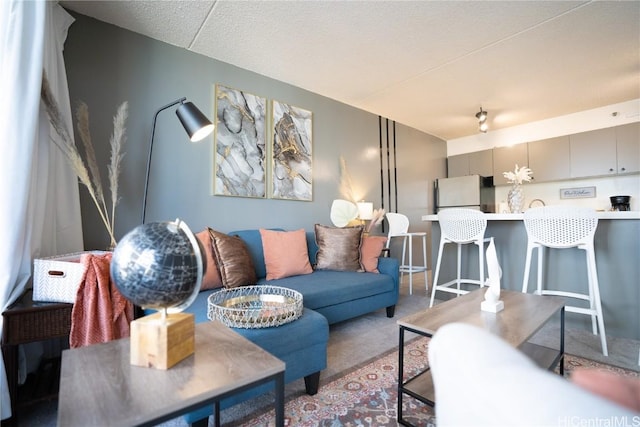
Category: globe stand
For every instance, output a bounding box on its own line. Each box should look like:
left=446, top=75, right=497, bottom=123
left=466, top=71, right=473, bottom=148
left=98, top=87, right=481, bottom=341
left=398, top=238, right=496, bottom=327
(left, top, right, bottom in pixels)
left=129, top=308, right=195, bottom=370
left=111, top=218, right=204, bottom=370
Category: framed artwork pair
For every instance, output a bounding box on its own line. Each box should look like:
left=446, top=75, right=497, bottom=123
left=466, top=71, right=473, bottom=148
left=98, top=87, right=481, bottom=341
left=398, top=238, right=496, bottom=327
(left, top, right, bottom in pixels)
left=213, top=84, right=312, bottom=201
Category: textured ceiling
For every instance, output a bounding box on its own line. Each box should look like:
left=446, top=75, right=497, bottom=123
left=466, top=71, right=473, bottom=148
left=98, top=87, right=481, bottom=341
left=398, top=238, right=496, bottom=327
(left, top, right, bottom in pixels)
left=60, top=0, right=640, bottom=140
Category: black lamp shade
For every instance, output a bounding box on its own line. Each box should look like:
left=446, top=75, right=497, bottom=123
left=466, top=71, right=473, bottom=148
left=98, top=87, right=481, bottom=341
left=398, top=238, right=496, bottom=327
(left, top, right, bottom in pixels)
left=176, top=101, right=214, bottom=142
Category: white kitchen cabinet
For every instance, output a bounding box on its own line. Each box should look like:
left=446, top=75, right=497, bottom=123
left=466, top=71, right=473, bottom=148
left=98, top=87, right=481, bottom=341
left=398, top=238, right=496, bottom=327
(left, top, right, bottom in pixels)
left=570, top=127, right=617, bottom=178
left=447, top=149, right=493, bottom=178
left=447, top=154, right=469, bottom=177
left=527, top=136, right=570, bottom=182
left=469, top=150, right=493, bottom=177
left=615, top=122, right=640, bottom=174
left=492, top=144, right=528, bottom=186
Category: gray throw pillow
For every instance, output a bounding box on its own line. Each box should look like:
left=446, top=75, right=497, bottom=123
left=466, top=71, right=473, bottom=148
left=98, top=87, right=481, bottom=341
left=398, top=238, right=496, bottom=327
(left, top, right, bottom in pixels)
left=314, top=224, right=363, bottom=272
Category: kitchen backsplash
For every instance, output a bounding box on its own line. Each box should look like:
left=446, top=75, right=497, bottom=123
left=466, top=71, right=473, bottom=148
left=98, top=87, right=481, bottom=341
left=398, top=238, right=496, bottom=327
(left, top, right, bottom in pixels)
left=494, top=174, right=639, bottom=212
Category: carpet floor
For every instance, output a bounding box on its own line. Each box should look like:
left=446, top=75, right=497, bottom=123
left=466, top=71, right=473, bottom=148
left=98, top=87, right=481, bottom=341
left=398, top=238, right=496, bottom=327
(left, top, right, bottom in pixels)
left=231, top=338, right=639, bottom=427
left=12, top=275, right=640, bottom=426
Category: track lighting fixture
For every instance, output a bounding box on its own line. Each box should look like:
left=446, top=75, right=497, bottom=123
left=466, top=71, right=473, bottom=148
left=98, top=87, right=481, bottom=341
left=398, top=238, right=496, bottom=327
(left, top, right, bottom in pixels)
left=476, top=107, right=488, bottom=133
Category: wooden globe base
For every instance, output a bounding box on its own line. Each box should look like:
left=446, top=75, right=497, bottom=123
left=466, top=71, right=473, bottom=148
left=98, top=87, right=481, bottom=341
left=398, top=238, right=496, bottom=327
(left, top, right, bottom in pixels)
left=130, top=312, right=195, bottom=369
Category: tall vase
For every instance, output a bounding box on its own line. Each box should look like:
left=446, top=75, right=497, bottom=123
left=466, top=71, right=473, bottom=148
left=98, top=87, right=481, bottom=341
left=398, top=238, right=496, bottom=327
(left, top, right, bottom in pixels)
left=507, top=184, right=524, bottom=213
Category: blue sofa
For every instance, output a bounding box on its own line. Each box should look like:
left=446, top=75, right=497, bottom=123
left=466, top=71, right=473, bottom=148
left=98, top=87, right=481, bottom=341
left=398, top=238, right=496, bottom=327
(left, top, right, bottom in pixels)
left=183, top=228, right=400, bottom=425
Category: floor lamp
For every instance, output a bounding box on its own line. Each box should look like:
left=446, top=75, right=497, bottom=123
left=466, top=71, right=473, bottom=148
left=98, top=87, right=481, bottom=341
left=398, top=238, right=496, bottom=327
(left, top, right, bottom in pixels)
left=141, top=97, right=214, bottom=224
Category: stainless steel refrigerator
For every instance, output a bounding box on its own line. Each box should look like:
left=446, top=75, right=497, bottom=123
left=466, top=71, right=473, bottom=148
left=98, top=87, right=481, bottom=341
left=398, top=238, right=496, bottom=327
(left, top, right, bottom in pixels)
left=434, top=175, right=495, bottom=213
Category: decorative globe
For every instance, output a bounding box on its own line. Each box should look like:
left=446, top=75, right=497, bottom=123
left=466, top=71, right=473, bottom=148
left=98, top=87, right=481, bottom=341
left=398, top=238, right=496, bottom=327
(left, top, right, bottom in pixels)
left=110, top=219, right=204, bottom=313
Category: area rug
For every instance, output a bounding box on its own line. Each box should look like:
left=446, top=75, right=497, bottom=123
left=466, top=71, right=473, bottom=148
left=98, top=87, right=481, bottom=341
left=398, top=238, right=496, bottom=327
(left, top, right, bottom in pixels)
left=233, top=337, right=639, bottom=427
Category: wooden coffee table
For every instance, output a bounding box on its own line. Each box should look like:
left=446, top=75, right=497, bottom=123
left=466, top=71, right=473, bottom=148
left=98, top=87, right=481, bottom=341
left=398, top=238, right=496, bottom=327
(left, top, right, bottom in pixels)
left=397, top=289, right=564, bottom=426
left=58, top=320, right=285, bottom=427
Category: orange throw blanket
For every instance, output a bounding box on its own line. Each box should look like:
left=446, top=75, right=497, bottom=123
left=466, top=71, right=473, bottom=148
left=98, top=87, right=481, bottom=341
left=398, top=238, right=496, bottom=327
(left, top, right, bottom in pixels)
left=70, top=252, right=134, bottom=348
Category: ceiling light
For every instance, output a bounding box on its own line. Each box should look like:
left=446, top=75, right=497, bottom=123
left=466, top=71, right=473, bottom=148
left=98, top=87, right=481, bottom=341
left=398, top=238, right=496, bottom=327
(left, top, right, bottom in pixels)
left=476, top=107, right=488, bottom=133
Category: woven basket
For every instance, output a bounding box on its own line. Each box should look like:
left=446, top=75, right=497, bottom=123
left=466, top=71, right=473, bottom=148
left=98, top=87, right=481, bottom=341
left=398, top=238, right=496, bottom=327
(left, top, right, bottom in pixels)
left=207, top=285, right=303, bottom=329
left=33, top=251, right=109, bottom=303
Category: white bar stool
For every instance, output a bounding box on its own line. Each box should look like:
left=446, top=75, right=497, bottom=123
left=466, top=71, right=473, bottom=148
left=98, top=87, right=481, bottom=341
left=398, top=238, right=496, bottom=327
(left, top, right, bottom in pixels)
left=430, top=208, right=490, bottom=307
left=521, top=206, right=608, bottom=356
left=385, top=213, right=428, bottom=295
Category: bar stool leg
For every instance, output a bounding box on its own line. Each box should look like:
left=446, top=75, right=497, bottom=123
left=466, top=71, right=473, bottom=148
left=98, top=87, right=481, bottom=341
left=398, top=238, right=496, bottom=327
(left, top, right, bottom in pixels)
left=408, top=236, right=413, bottom=295
left=522, top=243, right=534, bottom=293
left=536, top=246, right=544, bottom=296
left=400, top=236, right=407, bottom=285
left=477, top=237, right=485, bottom=287
left=585, top=256, right=598, bottom=335
left=456, top=243, right=462, bottom=293
left=422, top=234, right=429, bottom=293
left=586, top=246, right=608, bottom=356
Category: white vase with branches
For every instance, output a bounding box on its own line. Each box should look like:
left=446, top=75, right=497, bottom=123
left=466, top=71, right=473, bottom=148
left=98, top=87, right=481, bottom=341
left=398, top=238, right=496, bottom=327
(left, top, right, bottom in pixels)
left=41, top=73, right=127, bottom=249
left=502, top=164, right=533, bottom=214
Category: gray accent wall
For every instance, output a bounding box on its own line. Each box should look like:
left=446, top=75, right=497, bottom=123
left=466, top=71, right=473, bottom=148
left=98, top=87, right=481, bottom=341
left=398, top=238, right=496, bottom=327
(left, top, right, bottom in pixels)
left=63, top=13, right=446, bottom=255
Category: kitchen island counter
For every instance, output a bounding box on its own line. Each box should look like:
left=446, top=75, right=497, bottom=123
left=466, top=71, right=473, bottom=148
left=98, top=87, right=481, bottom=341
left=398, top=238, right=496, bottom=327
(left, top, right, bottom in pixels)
left=422, top=211, right=640, bottom=221
left=423, top=211, right=639, bottom=341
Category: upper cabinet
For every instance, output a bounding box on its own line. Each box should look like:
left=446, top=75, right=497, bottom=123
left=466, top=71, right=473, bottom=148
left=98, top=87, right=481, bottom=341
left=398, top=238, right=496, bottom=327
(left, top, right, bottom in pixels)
left=615, top=122, right=640, bottom=175
left=469, top=150, right=493, bottom=177
left=447, top=149, right=493, bottom=178
left=447, top=154, right=469, bottom=177
left=492, top=144, right=528, bottom=186
left=448, top=123, right=639, bottom=184
left=528, top=136, right=570, bottom=182
left=570, top=127, right=617, bottom=178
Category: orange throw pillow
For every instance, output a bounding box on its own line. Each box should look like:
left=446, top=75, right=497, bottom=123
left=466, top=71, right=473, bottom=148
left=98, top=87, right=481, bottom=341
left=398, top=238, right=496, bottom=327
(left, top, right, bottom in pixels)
left=260, top=229, right=313, bottom=280
left=571, top=368, right=640, bottom=412
left=360, top=236, right=387, bottom=273
left=195, top=228, right=223, bottom=290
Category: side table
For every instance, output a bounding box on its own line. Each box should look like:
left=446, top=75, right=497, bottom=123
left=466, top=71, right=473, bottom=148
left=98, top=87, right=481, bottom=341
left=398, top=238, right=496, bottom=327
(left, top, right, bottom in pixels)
left=1, top=289, right=73, bottom=424
left=397, top=289, right=564, bottom=427
left=58, top=320, right=286, bottom=426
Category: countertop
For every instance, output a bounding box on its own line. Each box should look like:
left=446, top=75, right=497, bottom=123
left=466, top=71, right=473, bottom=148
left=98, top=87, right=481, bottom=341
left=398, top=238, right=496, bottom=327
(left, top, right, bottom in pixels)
left=422, top=211, right=640, bottom=221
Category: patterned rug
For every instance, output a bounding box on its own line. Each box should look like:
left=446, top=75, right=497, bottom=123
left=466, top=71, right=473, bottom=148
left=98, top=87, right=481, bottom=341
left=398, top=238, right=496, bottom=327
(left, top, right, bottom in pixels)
left=234, top=337, right=638, bottom=427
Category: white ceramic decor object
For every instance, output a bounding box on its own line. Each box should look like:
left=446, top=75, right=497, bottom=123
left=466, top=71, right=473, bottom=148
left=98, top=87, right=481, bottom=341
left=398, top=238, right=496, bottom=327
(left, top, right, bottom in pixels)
left=330, top=199, right=359, bottom=227
left=481, top=238, right=504, bottom=313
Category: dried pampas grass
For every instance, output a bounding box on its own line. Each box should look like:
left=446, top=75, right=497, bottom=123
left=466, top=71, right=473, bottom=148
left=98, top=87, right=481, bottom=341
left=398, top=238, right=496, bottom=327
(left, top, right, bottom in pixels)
left=41, top=72, right=127, bottom=248
left=339, top=156, right=358, bottom=204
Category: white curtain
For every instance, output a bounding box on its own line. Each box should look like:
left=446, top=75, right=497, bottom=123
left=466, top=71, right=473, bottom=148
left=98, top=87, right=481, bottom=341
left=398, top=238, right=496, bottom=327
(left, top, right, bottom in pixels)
left=0, top=1, right=82, bottom=420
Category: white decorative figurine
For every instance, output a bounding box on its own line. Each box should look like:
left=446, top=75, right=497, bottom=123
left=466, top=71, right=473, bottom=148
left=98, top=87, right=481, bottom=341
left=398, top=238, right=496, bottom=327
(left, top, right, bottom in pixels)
left=481, top=238, right=504, bottom=313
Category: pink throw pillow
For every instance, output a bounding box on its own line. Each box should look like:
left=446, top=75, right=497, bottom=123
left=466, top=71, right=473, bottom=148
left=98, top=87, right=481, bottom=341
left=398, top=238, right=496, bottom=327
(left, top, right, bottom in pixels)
left=571, top=368, right=640, bottom=412
left=360, top=236, right=387, bottom=273
left=195, top=228, right=223, bottom=290
left=260, top=229, right=313, bottom=280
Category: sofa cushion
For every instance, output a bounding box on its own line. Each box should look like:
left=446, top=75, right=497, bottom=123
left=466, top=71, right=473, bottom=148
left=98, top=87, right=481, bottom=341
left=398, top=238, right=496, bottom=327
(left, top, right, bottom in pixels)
left=314, top=224, right=363, bottom=272
left=210, top=229, right=257, bottom=288
left=186, top=290, right=329, bottom=350
left=260, top=228, right=313, bottom=280
left=257, top=269, right=392, bottom=309
left=360, top=235, right=387, bottom=273
left=229, top=229, right=283, bottom=279
left=195, top=228, right=223, bottom=290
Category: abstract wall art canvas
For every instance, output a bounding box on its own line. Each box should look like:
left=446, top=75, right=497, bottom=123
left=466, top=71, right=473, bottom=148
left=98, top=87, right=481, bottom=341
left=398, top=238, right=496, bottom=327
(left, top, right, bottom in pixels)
left=214, top=84, right=267, bottom=198
left=270, top=100, right=313, bottom=201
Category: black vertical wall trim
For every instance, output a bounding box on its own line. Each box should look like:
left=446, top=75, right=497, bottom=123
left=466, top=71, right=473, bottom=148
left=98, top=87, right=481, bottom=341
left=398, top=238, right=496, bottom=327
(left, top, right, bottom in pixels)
left=393, top=120, right=398, bottom=213
left=378, top=116, right=384, bottom=212
left=378, top=116, right=385, bottom=233
left=385, top=119, right=392, bottom=214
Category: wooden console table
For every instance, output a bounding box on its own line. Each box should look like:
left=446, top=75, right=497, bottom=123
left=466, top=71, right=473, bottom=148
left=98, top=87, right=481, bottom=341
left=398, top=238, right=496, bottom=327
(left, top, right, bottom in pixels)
left=58, top=320, right=285, bottom=426
left=1, top=289, right=72, bottom=424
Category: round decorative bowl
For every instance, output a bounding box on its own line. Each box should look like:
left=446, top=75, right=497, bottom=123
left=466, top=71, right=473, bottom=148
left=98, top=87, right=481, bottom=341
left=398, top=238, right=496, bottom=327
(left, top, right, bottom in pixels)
left=207, top=285, right=303, bottom=329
